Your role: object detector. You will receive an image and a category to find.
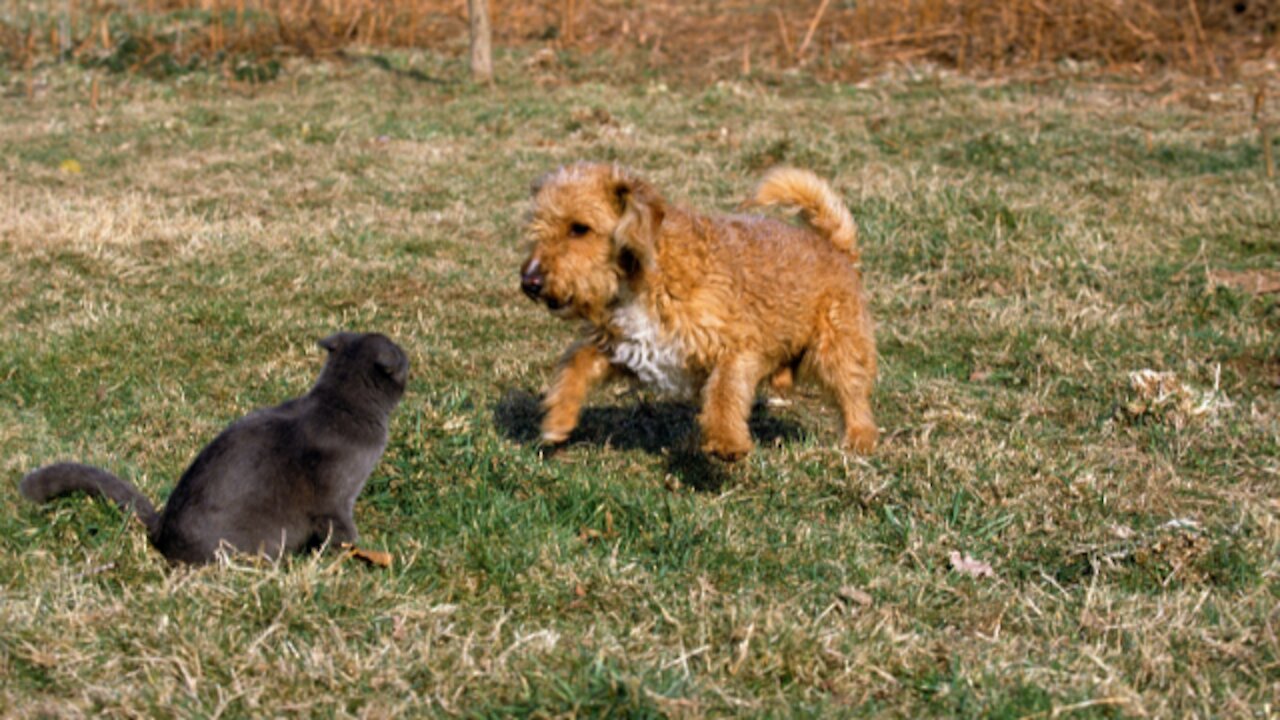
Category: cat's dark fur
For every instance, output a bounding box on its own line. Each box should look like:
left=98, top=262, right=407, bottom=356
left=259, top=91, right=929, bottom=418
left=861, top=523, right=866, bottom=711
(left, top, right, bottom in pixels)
left=20, top=332, right=409, bottom=564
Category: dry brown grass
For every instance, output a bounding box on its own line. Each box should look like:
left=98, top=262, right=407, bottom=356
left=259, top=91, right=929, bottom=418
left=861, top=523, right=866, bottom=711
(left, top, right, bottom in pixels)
left=2, top=0, right=1278, bottom=79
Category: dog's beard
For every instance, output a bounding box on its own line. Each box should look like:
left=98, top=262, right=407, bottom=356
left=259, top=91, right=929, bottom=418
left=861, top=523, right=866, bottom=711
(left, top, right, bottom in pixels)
left=543, top=294, right=579, bottom=319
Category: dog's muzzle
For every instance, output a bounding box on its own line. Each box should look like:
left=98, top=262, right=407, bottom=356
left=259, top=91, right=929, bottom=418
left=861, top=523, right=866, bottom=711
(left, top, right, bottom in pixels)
left=521, top=258, right=569, bottom=311
left=520, top=267, right=544, bottom=301
left=520, top=257, right=549, bottom=299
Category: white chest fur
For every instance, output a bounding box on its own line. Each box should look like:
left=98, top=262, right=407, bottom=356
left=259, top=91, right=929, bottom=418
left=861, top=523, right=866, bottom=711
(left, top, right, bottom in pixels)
left=607, top=300, right=697, bottom=399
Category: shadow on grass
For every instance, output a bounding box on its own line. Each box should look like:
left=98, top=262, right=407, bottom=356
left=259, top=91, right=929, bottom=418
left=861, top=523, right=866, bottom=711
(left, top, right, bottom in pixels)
left=347, top=52, right=449, bottom=85
left=492, top=389, right=805, bottom=493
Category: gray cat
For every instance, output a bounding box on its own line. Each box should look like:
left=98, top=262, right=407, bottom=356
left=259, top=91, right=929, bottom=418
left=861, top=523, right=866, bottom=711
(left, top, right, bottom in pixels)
left=19, top=332, right=409, bottom=564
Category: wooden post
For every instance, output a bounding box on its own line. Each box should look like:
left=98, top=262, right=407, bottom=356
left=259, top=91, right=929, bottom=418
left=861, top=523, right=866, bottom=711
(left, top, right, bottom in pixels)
left=1256, top=85, right=1275, bottom=180
left=562, top=0, right=575, bottom=44
left=468, top=0, right=493, bottom=84
left=25, top=36, right=34, bottom=101
left=61, top=0, right=73, bottom=58
left=1263, top=123, right=1275, bottom=180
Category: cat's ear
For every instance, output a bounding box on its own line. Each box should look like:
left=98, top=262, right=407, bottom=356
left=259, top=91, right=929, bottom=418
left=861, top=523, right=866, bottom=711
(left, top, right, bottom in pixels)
left=318, top=333, right=346, bottom=353
left=374, top=344, right=409, bottom=385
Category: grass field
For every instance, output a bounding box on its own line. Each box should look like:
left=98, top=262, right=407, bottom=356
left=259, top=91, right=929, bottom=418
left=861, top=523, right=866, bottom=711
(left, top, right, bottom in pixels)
left=1, top=51, right=1278, bottom=717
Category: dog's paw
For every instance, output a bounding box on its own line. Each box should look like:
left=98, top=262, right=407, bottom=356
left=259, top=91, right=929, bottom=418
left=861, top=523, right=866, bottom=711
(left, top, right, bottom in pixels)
left=842, top=425, right=879, bottom=455
left=540, top=426, right=572, bottom=445
left=539, top=406, right=579, bottom=446
left=701, top=437, right=753, bottom=462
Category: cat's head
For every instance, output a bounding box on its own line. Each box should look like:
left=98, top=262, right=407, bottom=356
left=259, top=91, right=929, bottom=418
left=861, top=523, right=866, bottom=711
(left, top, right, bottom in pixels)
left=318, top=332, right=410, bottom=401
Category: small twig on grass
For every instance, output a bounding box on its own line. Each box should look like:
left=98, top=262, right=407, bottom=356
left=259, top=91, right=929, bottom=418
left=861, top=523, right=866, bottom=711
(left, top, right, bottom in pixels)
left=1184, top=0, right=1220, bottom=79
left=797, top=0, right=832, bottom=59
left=662, top=643, right=709, bottom=673
left=75, top=562, right=115, bottom=579
left=773, top=8, right=794, bottom=60
left=1017, top=695, right=1131, bottom=719
left=855, top=25, right=961, bottom=49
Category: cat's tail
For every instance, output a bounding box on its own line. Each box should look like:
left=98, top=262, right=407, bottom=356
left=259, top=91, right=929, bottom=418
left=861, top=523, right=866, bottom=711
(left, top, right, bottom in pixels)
left=20, top=463, right=160, bottom=536
left=746, top=167, right=860, bottom=261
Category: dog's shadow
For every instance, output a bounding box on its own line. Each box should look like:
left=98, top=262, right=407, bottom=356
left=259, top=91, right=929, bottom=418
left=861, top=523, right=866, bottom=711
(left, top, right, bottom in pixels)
left=492, top=389, right=806, bottom=492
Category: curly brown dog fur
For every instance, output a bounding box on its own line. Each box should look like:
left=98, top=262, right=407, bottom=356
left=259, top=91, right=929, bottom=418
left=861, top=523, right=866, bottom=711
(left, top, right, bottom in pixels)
left=519, top=163, right=877, bottom=460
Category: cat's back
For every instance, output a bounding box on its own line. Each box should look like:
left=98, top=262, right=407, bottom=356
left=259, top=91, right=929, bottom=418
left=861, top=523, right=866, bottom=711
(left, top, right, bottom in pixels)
left=153, top=398, right=320, bottom=558
left=159, top=400, right=307, bottom=505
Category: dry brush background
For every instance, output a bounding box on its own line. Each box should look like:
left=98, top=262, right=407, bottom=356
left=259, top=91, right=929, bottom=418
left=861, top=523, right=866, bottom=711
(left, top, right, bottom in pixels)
left=2, top=0, right=1278, bottom=80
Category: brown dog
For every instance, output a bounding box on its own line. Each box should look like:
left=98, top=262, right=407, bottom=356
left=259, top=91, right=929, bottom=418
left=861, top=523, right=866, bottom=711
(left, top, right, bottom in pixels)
left=519, top=163, right=877, bottom=460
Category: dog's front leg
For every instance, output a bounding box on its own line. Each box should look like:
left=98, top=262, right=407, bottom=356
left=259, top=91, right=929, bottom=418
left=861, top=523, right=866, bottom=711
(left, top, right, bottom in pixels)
left=541, top=341, right=617, bottom=444
left=698, top=353, right=765, bottom=461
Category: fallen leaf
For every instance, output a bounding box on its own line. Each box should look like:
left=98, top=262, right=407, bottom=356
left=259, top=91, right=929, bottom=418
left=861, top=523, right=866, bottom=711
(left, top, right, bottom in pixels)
left=837, top=586, right=873, bottom=606
left=1208, top=269, right=1280, bottom=295
left=1109, top=524, right=1135, bottom=540
left=949, top=551, right=995, bottom=579
left=442, top=415, right=470, bottom=434
left=340, top=544, right=392, bottom=567
left=1162, top=517, right=1201, bottom=532
left=525, top=47, right=558, bottom=69
left=1128, top=369, right=1184, bottom=400
left=1124, top=368, right=1232, bottom=428
left=59, top=159, right=82, bottom=174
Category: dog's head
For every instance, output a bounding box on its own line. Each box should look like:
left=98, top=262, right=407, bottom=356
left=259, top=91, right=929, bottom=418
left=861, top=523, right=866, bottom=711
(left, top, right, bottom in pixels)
left=519, top=163, right=665, bottom=325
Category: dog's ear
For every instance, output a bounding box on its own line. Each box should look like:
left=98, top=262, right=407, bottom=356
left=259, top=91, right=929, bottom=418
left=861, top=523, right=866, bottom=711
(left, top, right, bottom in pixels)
left=530, top=168, right=558, bottom=197
left=610, top=171, right=665, bottom=274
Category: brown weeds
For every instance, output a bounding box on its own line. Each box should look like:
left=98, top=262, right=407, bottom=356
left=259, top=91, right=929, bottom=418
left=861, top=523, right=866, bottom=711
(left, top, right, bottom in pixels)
left=1, top=0, right=1276, bottom=79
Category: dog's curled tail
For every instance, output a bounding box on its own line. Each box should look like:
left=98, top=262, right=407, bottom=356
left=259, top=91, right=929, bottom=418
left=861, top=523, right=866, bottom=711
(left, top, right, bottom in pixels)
left=749, top=168, right=859, bottom=260
left=20, top=463, right=160, bottom=536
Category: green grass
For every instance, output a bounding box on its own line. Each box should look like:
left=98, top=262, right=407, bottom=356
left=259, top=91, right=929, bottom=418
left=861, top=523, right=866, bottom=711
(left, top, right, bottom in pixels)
left=1, top=54, right=1278, bottom=717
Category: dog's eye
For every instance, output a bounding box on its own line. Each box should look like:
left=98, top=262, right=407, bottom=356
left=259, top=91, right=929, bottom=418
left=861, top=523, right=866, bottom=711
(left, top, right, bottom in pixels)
left=568, top=222, right=591, bottom=237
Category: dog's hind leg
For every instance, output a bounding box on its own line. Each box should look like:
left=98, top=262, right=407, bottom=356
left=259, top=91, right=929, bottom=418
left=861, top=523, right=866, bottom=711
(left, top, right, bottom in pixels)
left=699, top=353, right=768, bottom=461
left=542, top=341, right=618, bottom=444
left=768, top=365, right=794, bottom=396
left=808, top=305, right=878, bottom=454
left=829, top=372, right=878, bottom=454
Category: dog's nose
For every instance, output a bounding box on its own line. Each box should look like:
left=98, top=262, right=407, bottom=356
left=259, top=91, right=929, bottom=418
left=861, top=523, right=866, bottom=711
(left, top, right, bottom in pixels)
left=521, top=268, right=544, bottom=300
